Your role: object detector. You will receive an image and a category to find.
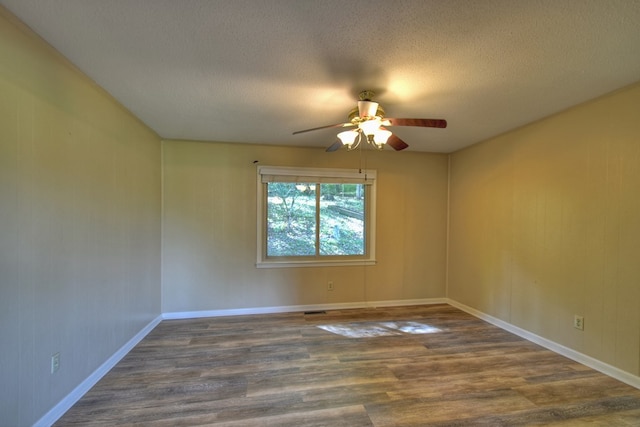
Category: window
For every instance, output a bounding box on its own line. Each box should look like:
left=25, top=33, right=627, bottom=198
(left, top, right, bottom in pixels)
left=257, top=166, right=376, bottom=268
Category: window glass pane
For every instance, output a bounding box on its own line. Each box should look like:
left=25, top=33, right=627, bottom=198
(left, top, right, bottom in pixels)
left=266, top=182, right=316, bottom=256
left=319, top=183, right=365, bottom=256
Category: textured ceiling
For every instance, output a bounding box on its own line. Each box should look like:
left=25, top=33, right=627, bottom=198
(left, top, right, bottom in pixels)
left=2, top=0, right=640, bottom=152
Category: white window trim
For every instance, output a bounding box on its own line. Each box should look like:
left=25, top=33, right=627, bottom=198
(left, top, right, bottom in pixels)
left=256, top=165, right=377, bottom=268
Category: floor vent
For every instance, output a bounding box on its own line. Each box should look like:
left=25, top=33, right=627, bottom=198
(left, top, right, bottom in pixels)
left=304, top=310, right=327, bottom=315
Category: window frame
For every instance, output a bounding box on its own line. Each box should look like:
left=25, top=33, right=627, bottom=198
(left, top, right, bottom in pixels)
left=256, top=165, right=377, bottom=268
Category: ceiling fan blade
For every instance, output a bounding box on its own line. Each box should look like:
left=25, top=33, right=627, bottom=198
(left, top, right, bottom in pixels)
left=326, top=140, right=343, bottom=152
left=385, top=118, right=447, bottom=128
left=293, top=122, right=354, bottom=135
left=386, top=133, right=409, bottom=151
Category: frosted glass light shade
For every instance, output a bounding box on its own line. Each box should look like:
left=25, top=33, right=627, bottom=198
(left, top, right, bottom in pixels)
left=374, top=129, right=392, bottom=144
left=359, top=119, right=381, bottom=136
left=337, top=130, right=358, bottom=146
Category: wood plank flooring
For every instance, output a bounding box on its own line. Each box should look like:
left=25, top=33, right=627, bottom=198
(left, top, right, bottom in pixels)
left=55, top=304, right=640, bottom=426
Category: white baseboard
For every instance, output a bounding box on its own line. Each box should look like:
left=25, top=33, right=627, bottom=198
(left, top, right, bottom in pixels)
left=162, top=298, right=448, bottom=320
left=447, top=298, right=640, bottom=390
left=34, top=315, right=163, bottom=427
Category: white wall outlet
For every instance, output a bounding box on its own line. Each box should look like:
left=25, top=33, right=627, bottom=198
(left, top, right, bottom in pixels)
left=573, top=315, right=584, bottom=330
left=327, top=281, right=334, bottom=291
left=51, top=352, right=60, bottom=374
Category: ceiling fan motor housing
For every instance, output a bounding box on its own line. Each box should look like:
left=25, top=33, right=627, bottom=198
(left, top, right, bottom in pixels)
left=358, top=100, right=379, bottom=118
left=349, top=103, right=385, bottom=121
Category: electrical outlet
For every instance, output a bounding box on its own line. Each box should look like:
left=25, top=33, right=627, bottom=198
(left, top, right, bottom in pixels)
left=327, top=281, right=334, bottom=291
left=573, top=315, right=584, bottom=331
left=51, top=352, right=60, bottom=374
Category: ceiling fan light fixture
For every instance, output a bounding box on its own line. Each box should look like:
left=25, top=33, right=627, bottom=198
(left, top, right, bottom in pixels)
left=337, top=129, right=359, bottom=147
left=374, top=129, right=392, bottom=145
left=359, top=118, right=381, bottom=136
left=293, top=89, right=447, bottom=153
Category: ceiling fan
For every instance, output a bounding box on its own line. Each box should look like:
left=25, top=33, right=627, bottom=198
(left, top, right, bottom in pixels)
left=293, top=90, right=447, bottom=152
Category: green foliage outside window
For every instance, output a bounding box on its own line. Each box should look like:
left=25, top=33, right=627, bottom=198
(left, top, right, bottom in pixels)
left=266, top=182, right=365, bottom=257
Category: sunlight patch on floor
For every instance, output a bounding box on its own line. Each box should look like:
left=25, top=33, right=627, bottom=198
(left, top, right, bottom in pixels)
left=317, top=321, right=442, bottom=338
left=380, top=321, right=442, bottom=334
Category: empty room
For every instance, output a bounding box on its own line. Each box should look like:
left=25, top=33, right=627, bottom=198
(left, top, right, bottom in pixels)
left=1, top=1, right=640, bottom=426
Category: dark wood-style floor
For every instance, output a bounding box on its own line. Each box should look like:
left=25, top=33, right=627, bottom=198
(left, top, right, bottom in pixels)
left=56, top=304, right=640, bottom=426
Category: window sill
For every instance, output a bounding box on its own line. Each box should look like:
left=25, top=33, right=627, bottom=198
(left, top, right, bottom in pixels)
left=256, top=259, right=376, bottom=269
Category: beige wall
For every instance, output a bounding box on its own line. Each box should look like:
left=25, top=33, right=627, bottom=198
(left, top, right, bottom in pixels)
left=448, top=82, right=640, bottom=377
left=162, top=141, right=449, bottom=313
left=0, top=7, right=161, bottom=426
left=3, top=3, right=639, bottom=424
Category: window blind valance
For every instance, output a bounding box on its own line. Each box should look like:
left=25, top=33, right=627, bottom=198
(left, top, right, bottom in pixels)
left=258, top=166, right=376, bottom=185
